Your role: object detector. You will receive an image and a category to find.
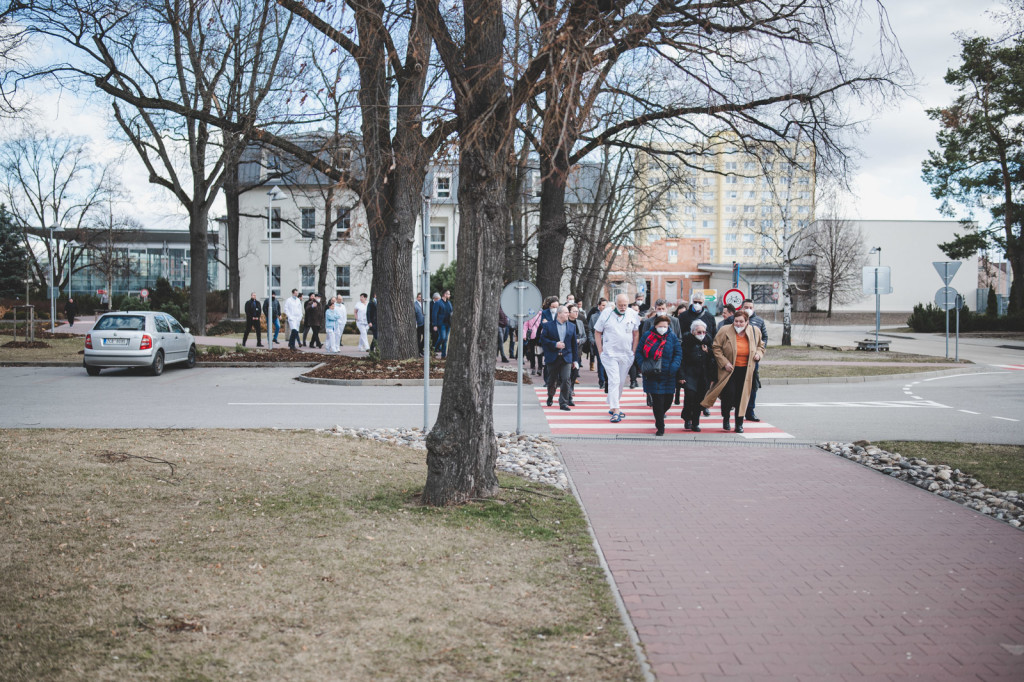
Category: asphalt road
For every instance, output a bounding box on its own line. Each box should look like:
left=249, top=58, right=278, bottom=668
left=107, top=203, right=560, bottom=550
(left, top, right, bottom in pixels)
left=1, top=361, right=1021, bottom=445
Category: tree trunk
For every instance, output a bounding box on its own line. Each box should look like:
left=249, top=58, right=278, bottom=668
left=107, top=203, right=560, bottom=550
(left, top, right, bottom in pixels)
left=223, top=167, right=241, bottom=318
left=317, top=186, right=335, bottom=296
left=1008, top=242, right=1023, bottom=314
left=781, top=256, right=792, bottom=346
left=423, top=0, right=509, bottom=506
left=535, top=145, right=570, bottom=298
left=188, top=210, right=208, bottom=332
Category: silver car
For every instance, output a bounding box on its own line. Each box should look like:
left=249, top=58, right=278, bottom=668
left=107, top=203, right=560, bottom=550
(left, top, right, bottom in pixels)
left=84, top=311, right=197, bottom=376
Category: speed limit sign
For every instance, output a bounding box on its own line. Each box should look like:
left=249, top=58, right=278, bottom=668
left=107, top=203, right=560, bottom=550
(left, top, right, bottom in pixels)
left=723, top=288, right=746, bottom=309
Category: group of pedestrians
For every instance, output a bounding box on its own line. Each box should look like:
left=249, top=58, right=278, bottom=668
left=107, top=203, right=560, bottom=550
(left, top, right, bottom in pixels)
left=241, top=289, right=374, bottom=353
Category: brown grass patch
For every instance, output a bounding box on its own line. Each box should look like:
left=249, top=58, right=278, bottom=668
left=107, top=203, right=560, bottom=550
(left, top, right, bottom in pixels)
left=0, top=429, right=638, bottom=681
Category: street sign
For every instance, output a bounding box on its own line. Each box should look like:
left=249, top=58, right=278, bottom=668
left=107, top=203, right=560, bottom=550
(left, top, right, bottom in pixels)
left=862, top=266, right=892, bottom=295
left=702, top=289, right=717, bottom=306
left=140, top=288, right=149, bottom=299
left=935, top=286, right=958, bottom=311
left=500, top=280, right=542, bottom=323
left=933, top=261, right=961, bottom=285
left=723, top=288, right=745, bottom=309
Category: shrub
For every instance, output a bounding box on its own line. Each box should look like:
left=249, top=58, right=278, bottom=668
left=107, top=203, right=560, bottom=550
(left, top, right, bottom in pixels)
left=907, top=301, right=1024, bottom=332
left=203, top=345, right=228, bottom=357
left=206, top=319, right=247, bottom=336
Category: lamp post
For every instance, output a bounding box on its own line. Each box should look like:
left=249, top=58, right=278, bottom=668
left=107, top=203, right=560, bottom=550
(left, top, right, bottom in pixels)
left=869, top=246, right=881, bottom=352
left=266, top=182, right=288, bottom=350
left=48, top=226, right=57, bottom=331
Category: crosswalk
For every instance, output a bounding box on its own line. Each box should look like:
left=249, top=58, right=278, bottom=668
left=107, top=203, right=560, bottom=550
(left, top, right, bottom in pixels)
left=534, top=386, right=794, bottom=439
left=994, top=364, right=1024, bottom=371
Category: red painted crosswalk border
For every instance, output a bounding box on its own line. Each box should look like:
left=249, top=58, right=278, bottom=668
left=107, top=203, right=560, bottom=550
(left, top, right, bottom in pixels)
left=534, top=386, right=794, bottom=438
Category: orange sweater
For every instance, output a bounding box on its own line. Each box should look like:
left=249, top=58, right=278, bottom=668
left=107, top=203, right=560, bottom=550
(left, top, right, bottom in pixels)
left=734, top=332, right=749, bottom=367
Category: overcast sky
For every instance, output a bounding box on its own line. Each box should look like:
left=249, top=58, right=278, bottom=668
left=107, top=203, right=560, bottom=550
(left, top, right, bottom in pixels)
left=22, top=1, right=1011, bottom=229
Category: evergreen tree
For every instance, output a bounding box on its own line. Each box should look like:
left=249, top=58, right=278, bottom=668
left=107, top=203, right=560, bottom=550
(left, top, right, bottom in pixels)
left=0, top=205, right=29, bottom=297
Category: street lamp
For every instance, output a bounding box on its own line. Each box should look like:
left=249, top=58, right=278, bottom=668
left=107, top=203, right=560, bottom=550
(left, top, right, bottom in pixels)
left=266, top=181, right=288, bottom=350
left=48, top=226, right=56, bottom=332
left=869, top=246, right=882, bottom=352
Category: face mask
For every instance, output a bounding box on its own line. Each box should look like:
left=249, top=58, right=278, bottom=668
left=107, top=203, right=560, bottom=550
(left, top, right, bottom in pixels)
left=614, top=307, right=625, bottom=316
left=734, top=324, right=747, bottom=333
left=743, top=308, right=753, bottom=316
left=692, top=303, right=702, bottom=311
left=694, top=333, right=705, bottom=341
left=656, top=327, right=668, bottom=335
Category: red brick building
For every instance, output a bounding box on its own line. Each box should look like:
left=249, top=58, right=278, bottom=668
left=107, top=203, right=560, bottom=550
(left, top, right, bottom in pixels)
left=604, top=237, right=712, bottom=307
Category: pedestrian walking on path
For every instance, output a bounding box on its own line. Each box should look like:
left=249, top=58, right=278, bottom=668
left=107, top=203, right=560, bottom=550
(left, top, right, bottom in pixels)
left=635, top=314, right=681, bottom=436
left=540, top=305, right=579, bottom=411
left=355, top=293, right=370, bottom=351
left=678, top=319, right=716, bottom=431
left=242, top=292, right=263, bottom=346
left=702, top=309, right=764, bottom=433
left=283, top=289, right=304, bottom=351
left=594, top=293, right=641, bottom=423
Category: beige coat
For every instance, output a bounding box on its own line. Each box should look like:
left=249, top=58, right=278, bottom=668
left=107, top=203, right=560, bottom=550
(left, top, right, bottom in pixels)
left=700, top=323, right=766, bottom=414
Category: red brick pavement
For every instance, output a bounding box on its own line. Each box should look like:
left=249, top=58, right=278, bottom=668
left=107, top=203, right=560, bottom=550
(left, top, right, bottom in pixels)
left=558, top=440, right=1024, bottom=681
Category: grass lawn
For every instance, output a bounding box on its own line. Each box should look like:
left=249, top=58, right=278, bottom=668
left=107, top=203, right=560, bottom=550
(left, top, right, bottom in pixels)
left=875, top=441, right=1024, bottom=492
left=0, top=337, right=85, bottom=363
left=759, top=364, right=954, bottom=379
left=765, top=346, right=963, bottom=363
left=0, top=430, right=641, bottom=681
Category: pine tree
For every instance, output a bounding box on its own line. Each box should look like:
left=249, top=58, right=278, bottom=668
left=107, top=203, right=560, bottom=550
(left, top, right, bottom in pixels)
left=0, top=205, right=29, bottom=297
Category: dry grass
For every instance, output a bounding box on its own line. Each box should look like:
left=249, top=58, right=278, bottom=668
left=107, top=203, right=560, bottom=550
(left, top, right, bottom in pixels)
left=760, top=364, right=956, bottom=379
left=0, top=337, right=84, bottom=363
left=765, top=346, right=963, bottom=363
left=0, top=430, right=640, bottom=681
left=875, top=441, right=1024, bottom=493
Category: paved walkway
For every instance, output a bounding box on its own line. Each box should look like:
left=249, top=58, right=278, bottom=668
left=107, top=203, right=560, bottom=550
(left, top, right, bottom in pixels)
left=559, top=440, right=1024, bottom=681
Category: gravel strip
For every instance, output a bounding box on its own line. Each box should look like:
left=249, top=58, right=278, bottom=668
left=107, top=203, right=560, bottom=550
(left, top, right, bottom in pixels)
left=820, top=441, right=1023, bottom=530
left=324, top=426, right=568, bottom=490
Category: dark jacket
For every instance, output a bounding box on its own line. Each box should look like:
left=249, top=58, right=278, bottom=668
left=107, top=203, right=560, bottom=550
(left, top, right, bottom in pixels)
left=244, top=298, right=262, bottom=320
left=635, top=329, right=682, bottom=395
left=678, top=331, right=717, bottom=396
left=366, top=299, right=377, bottom=326
left=64, top=301, right=78, bottom=319
left=539, top=318, right=579, bottom=366
left=262, top=297, right=280, bottom=318
left=748, top=313, right=768, bottom=347
left=431, top=298, right=452, bottom=327
left=414, top=300, right=424, bottom=326
left=676, top=304, right=717, bottom=340
left=308, top=301, right=324, bottom=327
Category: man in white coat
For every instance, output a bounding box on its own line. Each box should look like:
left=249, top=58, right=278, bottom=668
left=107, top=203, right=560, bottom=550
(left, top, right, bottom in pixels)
left=334, top=295, right=348, bottom=347
left=594, top=293, right=641, bottom=422
left=354, top=293, right=370, bottom=351
left=283, top=289, right=304, bottom=351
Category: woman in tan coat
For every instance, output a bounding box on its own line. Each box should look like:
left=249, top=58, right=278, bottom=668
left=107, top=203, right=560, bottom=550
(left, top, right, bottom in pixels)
left=701, top=310, right=765, bottom=433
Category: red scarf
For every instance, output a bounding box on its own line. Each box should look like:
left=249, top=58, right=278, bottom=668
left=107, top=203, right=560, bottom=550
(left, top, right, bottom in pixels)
left=642, top=329, right=667, bottom=360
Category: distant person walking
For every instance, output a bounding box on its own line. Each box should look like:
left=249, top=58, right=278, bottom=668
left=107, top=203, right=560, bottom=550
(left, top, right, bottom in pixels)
left=540, top=305, right=578, bottom=411
left=334, top=296, right=347, bottom=346
left=355, top=293, right=370, bottom=351
left=284, top=289, right=304, bottom=351
left=242, top=292, right=263, bottom=347
left=594, top=293, right=641, bottom=423
left=432, top=290, right=453, bottom=359
left=741, top=299, right=768, bottom=423
left=635, top=314, right=682, bottom=436
left=263, top=293, right=281, bottom=344
left=324, top=299, right=341, bottom=353
left=414, top=293, right=425, bottom=352
left=678, top=319, right=716, bottom=432
left=64, top=298, right=78, bottom=328
left=702, top=310, right=765, bottom=434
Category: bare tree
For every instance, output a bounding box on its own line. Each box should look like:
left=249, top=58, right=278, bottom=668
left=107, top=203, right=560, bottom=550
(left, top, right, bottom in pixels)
left=0, top=127, right=118, bottom=292
left=0, top=1, right=29, bottom=117
left=89, top=209, right=143, bottom=311
left=805, top=216, right=867, bottom=317
left=18, top=0, right=297, bottom=331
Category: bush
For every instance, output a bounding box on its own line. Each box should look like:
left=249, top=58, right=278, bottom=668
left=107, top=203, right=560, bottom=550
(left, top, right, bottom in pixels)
left=907, top=302, right=1024, bottom=332
left=206, top=319, right=247, bottom=336
left=203, top=345, right=228, bottom=357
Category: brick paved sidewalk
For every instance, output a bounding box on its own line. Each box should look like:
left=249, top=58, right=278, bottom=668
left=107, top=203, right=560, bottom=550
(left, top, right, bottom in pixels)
left=558, top=440, right=1024, bottom=681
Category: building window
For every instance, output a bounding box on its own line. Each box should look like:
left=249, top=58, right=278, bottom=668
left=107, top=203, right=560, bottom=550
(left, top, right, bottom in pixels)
left=702, top=220, right=713, bottom=229
left=761, top=219, right=773, bottom=229
left=301, top=265, right=315, bottom=289
left=702, top=206, right=715, bottom=214
left=436, top=175, right=451, bottom=198
left=724, top=161, right=738, bottom=170
left=725, top=205, right=737, bottom=214
left=267, top=208, right=281, bottom=240
left=744, top=162, right=757, bottom=171
left=335, top=207, right=351, bottom=239
left=742, top=234, right=755, bottom=242
left=725, top=175, right=738, bottom=184
left=744, top=205, right=755, bottom=213
left=701, top=191, right=714, bottom=200
left=761, top=206, right=773, bottom=216
left=667, top=248, right=678, bottom=263
left=684, top=220, right=696, bottom=230
left=701, top=176, right=714, bottom=186
left=752, top=283, right=774, bottom=304
left=797, top=205, right=810, bottom=214
left=335, top=265, right=351, bottom=297
left=724, top=247, right=737, bottom=256
left=430, top=220, right=447, bottom=251
left=726, top=219, right=738, bottom=228
left=743, top=248, right=755, bottom=257
left=265, top=265, right=280, bottom=296
left=743, top=219, right=756, bottom=228
left=745, top=191, right=757, bottom=199
left=300, top=208, right=316, bottom=238
left=724, top=233, right=737, bottom=242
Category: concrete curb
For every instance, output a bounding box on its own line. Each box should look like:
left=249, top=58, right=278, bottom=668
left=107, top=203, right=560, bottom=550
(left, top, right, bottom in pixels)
left=761, top=366, right=983, bottom=385
left=295, top=374, right=523, bottom=387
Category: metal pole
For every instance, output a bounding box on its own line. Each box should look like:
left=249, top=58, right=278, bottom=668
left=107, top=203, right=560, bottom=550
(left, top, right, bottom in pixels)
left=267, top=200, right=273, bottom=351
left=874, top=267, right=880, bottom=352
left=944, top=263, right=950, bottom=359
left=49, top=227, right=56, bottom=331
left=955, top=298, right=960, bottom=362
left=422, top=196, right=431, bottom=432
left=516, top=283, right=524, bottom=435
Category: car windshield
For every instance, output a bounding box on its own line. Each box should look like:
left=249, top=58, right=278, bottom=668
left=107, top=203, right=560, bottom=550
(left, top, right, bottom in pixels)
left=94, top=315, right=146, bottom=331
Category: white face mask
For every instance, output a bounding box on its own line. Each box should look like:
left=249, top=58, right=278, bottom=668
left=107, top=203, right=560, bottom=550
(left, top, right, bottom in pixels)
left=694, top=333, right=706, bottom=341
left=734, top=323, right=747, bottom=333
left=692, top=303, right=702, bottom=311
left=743, top=308, right=754, bottom=316
left=656, top=327, right=668, bottom=335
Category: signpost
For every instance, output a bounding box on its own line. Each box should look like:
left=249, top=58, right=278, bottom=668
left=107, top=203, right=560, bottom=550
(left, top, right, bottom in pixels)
left=501, top=280, right=542, bottom=434
left=862, top=258, right=892, bottom=351
left=723, top=288, right=745, bottom=311
left=932, top=261, right=962, bottom=359
left=139, top=288, right=149, bottom=301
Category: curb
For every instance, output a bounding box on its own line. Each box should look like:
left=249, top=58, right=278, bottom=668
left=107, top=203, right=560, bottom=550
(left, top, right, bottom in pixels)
left=761, top=366, right=981, bottom=385
left=295, top=374, right=523, bottom=387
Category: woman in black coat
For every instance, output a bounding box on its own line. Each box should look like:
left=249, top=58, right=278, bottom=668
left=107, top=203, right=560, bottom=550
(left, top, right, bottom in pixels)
left=677, top=319, right=716, bottom=431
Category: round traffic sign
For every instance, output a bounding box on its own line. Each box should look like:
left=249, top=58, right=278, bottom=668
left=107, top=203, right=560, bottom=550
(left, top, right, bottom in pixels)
left=140, top=288, right=150, bottom=299
left=934, top=286, right=958, bottom=311
left=500, top=280, right=543, bottom=323
left=723, top=288, right=746, bottom=309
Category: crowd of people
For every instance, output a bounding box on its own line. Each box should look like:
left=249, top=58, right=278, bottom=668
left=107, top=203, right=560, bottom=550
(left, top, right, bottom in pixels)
left=242, top=285, right=768, bottom=436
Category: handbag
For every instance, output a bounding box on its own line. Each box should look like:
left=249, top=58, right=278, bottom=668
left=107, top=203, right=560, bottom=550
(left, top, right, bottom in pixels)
left=640, top=355, right=662, bottom=374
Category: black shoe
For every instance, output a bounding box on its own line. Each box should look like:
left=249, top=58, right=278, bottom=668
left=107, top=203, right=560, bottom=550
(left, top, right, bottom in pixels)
left=680, top=409, right=686, bottom=420
left=723, top=414, right=731, bottom=431
left=684, top=420, right=692, bottom=430
left=629, top=381, right=638, bottom=389
left=567, top=401, right=575, bottom=407
left=256, top=344, right=263, bottom=347
left=655, top=428, right=665, bottom=436
left=692, top=423, right=702, bottom=433
left=735, top=417, right=745, bottom=434
left=674, top=397, right=680, bottom=405
left=546, top=398, right=553, bottom=406
left=746, top=412, right=761, bottom=422
left=560, top=405, right=571, bottom=411
left=703, top=407, right=711, bottom=416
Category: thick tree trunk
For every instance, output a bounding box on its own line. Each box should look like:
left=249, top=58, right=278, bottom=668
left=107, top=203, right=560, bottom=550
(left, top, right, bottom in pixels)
left=782, top=257, right=792, bottom=346
left=1008, top=243, right=1023, bottom=314
left=423, top=0, right=509, bottom=506
left=317, top=186, right=335, bottom=297
left=223, top=170, right=241, bottom=318
left=369, top=193, right=418, bottom=359
left=188, top=210, right=208, bottom=332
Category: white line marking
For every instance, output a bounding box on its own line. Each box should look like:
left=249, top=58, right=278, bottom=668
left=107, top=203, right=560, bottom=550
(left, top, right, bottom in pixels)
left=758, top=401, right=950, bottom=409
left=959, top=410, right=980, bottom=415
left=922, top=371, right=1009, bottom=382
left=229, top=402, right=522, bottom=407
left=993, top=416, right=1020, bottom=422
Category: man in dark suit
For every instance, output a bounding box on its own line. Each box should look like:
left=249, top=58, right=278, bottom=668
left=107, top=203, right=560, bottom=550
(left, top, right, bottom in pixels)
left=539, top=305, right=578, bottom=411
left=242, top=292, right=263, bottom=346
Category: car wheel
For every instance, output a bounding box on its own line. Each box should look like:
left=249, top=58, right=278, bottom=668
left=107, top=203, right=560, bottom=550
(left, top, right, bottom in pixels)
left=85, top=364, right=101, bottom=376
left=185, top=344, right=196, bottom=369
left=150, top=350, right=165, bottom=376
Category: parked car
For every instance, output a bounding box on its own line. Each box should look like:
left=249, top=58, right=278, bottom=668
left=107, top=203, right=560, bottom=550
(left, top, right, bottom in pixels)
left=84, top=311, right=196, bottom=376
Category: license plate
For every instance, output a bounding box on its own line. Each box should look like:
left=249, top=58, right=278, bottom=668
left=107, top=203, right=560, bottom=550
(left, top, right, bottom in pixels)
left=103, top=338, right=129, bottom=346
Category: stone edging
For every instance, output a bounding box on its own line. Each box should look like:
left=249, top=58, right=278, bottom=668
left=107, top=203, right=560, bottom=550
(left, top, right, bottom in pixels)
left=761, top=366, right=981, bottom=385
left=296, top=374, right=520, bottom=387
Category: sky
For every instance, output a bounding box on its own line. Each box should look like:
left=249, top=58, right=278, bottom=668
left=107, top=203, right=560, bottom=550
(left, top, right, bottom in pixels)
left=14, top=1, right=1013, bottom=230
